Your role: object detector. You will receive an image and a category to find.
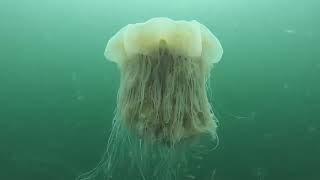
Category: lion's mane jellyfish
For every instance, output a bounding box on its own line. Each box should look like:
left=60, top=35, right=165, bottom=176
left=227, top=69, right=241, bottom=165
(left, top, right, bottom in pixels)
left=76, top=17, right=223, bottom=180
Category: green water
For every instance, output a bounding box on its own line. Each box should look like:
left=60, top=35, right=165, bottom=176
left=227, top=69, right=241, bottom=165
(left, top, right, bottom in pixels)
left=0, top=0, right=319, bottom=179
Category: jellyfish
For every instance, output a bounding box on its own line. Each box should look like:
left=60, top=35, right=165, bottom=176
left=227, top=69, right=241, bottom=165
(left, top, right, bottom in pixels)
left=76, top=17, right=223, bottom=180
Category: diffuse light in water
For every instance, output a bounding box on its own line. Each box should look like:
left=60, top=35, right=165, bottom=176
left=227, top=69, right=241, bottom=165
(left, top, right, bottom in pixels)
left=76, top=17, right=223, bottom=180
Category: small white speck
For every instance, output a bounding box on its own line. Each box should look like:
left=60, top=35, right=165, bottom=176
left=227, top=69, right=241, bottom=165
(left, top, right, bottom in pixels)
left=72, top=72, right=78, bottom=81
left=283, top=29, right=296, bottom=34
left=185, top=174, right=196, bottom=179
left=307, top=125, right=319, bottom=133
left=306, top=31, right=314, bottom=38
left=263, top=133, right=274, bottom=139
left=305, top=89, right=311, bottom=97
left=192, top=155, right=203, bottom=160
left=76, top=95, right=85, bottom=101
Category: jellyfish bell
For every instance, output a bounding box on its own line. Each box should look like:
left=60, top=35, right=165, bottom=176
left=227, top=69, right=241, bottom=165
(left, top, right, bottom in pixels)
left=76, top=17, right=223, bottom=180
left=106, top=17, right=222, bottom=66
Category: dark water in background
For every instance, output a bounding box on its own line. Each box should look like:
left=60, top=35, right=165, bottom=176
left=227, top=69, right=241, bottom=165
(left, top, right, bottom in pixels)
left=0, top=0, right=319, bottom=179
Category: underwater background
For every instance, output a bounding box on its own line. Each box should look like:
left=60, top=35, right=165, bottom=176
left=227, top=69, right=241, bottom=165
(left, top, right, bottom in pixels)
left=0, top=0, right=319, bottom=179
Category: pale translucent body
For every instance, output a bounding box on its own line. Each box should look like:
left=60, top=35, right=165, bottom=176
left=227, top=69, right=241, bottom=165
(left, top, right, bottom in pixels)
left=76, top=17, right=223, bottom=180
